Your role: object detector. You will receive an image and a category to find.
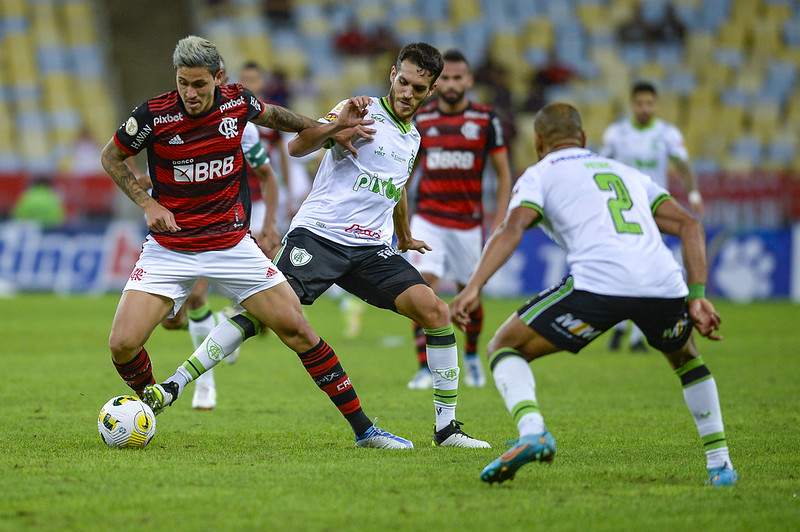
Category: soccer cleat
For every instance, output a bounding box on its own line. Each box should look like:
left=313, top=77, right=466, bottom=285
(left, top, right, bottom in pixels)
left=217, top=307, right=241, bottom=364
left=463, top=354, right=486, bottom=387
left=481, top=431, right=556, bottom=484
left=433, top=420, right=491, bottom=448
left=191, top=382, right=217, bottom=410
left=407, top=367, right=433, bottom=389
left=607, top=329, right=623, bottom=351
left=707, top=464, right=738, bottom=487
left=355, top=420, right=414, bottom=449
left=142, top=382, right=179, bottom=415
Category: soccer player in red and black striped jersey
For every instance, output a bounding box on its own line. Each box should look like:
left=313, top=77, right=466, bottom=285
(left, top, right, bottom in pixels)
left=101, top=35, right=412, bottom=448
left=406, top=49, right=512, bottom=390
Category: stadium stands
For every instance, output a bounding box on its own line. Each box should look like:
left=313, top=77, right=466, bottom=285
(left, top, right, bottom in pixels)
left=0, top=0, right=798, bottom=223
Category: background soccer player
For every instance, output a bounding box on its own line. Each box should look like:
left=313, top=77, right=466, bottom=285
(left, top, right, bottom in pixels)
left=405, top=49, right=511, bottom=389
left=601, top=81, right=703, bottom=352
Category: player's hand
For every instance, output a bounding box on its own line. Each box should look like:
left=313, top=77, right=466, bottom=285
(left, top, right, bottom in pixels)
left=688, top=298, right=722, bottom=341
left=337, top=96, right=373, bottom=127
left=450, top=286, right=481, bottom=331
left=256, top=222, right=282, bottom=259
left=396, top=236, right=431, bottom=254
left=332, top=125, right=376, bottom=158
left=144, top=201, right=180, bottom=233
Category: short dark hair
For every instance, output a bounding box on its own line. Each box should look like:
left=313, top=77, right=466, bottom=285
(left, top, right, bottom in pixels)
left=442, top=49, right=468, bottom=67
left=395, top=42, right=444, bottom=84
left=631, top=81, right=657, bottom=98
left=241, top=61, right=261, bottom=71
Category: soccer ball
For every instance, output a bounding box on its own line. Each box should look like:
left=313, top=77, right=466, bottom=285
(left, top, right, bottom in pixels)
left=97, top=395, right=156, bottom=449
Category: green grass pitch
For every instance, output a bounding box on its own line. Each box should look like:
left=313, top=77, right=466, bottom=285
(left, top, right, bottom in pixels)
left=1, top=294, right=798, bottom=531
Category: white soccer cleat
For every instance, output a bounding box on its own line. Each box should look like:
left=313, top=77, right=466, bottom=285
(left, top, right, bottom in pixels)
left=192, top=382, right=217, bottom=410
left=433, top=420, right=491, bottom=448
left=463, top=354, right=486, bottom=387
left=407, top=367, right=433, bottom=389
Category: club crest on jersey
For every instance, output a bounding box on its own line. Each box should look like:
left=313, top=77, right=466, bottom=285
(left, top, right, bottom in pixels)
left=219, top=117, right=238, bottom=139
left=289, top=247, right=313, bottom=266
left=461, top=121, right=480, bottom=140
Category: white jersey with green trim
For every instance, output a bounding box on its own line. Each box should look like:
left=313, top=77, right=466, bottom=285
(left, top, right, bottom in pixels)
left=288, top=97, right=419, bottom=247
left=600, top=118, right=688, bottom=188
left=510, top=147, right=687, bottom=298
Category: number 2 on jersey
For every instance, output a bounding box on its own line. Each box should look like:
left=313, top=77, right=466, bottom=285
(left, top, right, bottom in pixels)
left=593, top=173, right=642, bottom=234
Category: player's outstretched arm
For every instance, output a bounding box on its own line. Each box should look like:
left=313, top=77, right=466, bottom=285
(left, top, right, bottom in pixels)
left=288, top=97, right=375, bottom=158
left=101, top=139, right=179, bottom=233
left=654, top=198, right=720, bottom=340
left=451, top=206, right=539, bottom=328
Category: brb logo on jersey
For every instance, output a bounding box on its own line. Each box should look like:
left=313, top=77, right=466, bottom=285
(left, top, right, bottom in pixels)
left=173, top=156, right=234, bottom=183
left=426, top=149, right=474, bottom=170
left=219, top=117, right=238, bottom=139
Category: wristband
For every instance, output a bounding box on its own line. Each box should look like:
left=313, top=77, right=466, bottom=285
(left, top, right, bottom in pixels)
left=688, top=190, right=702, bottom=204
left=687, top=283, right=705, bottom=300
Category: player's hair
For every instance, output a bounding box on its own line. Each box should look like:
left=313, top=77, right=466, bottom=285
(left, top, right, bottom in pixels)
left=631, top=80, right=657, bottom=98
left=173, top=35, right=222, bottom=76
left=534, top=102, right=583, bottom=145
left=241, top=61, right=262, bottom=72
left=395, top=42, right=444, bottom=84
left=442, top=49, right=468, bottom=67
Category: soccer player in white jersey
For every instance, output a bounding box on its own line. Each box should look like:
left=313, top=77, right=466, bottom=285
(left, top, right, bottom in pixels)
left=601, top=81, right=704, bottom=352
left=275, top=42, right=489, bottom=448
left=451, top=103, right=738, bottom=486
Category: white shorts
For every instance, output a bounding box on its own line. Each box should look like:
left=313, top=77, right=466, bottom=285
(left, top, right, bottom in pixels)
left=123, top=235, right=286, bottom=317
left=406, top=214, right=483, bottom=286
left=249, top=201, right=267, bottom=235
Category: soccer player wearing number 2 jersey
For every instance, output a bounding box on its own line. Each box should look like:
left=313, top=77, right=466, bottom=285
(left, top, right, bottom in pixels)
left=451, top=103, right=737, bottom=486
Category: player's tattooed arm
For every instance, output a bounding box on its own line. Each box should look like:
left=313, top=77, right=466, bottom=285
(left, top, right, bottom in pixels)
left=101, top=140, right=152, bottom=208
left=101, top=139, right=180, bottom=232
left=254, top=104, right=319, bottom=132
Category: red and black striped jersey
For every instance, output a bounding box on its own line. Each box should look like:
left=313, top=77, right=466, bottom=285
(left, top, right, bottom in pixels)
left=413, top=100, right=507, bottom=229
left=114, top=84, right=266, bottom=251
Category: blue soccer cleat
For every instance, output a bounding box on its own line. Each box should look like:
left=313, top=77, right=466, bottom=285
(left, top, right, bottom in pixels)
left=355, top=419, right=414, bottom=449
left=481, top=431, right=556, bottom=484
left=706, top=464, right=738, bottom=486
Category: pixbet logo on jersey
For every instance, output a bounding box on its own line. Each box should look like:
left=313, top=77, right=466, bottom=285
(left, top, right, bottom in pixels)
left=173, top=156, right=234, bottom=183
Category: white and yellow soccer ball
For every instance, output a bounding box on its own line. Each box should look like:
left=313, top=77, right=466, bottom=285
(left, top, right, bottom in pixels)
left=97, top=395, right=156, bottom=449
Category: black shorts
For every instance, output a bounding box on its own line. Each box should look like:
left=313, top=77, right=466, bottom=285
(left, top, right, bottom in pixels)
left=274, top=228, right=427, bottom=311
left=517, top=275, right=693, bottom=353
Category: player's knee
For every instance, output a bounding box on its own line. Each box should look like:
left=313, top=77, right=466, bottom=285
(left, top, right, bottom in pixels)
left=108, top=332, right=142, bottom=364
left=417, top=297, right=450, bottom=329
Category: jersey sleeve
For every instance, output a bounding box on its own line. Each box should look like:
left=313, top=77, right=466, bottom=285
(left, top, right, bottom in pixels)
left=241, top=123, right=269, bottom=169
left=113, top=102, right=154, bottom=156
left=508, top=166, right=545, bottom=224
left=641, top=169, right=671, bottom=207
left=664, top=124, right=689, bottom=161
left=487, top=109, right=507, bottom=152
left=321, top=99, right=349, bottom=124
left=244, top=87, right=267, bottom=121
